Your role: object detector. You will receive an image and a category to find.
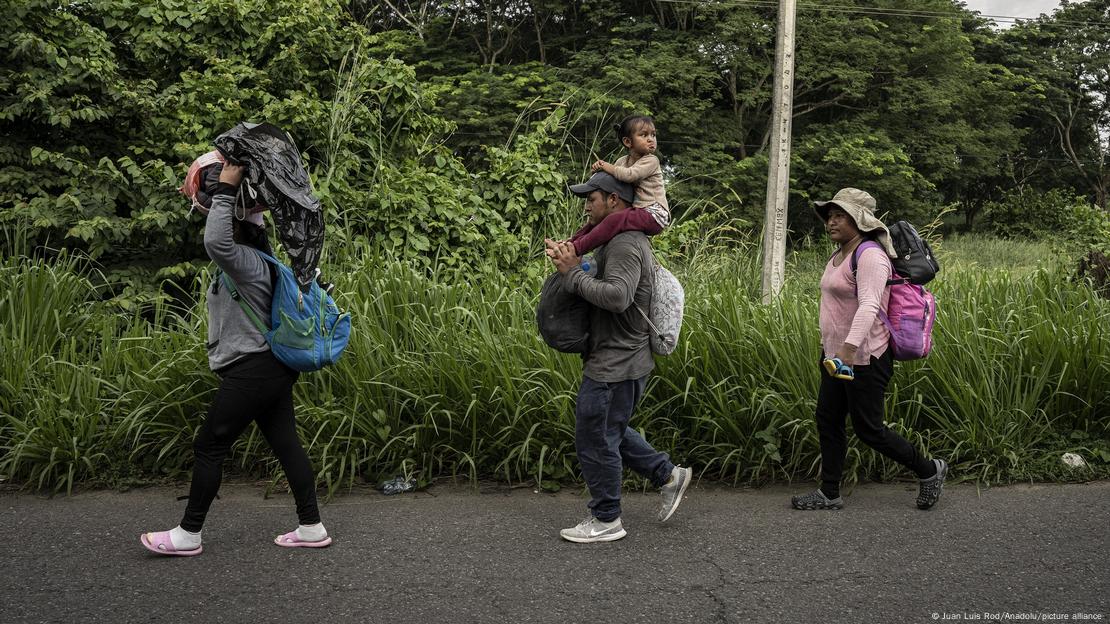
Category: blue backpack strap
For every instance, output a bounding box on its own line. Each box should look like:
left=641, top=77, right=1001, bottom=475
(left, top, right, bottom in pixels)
left=218, top=249, right=280, bottom=334
left=219, top=272, right=270, bottom=334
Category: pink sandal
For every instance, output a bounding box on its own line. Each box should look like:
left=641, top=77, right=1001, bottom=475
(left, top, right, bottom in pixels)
left=140, top=531, right=203, bottom=557
left=274, top=530, right=332, bottom=548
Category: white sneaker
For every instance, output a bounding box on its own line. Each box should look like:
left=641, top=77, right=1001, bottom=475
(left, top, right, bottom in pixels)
left=559, top=517, right=627, bottom=543
left=658, top=466, right=692, bottom=521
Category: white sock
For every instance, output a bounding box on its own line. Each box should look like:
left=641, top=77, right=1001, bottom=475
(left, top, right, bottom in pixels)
left=170, top=526, right=202, bottom=550
left=295, top=523, right=327, bottom=542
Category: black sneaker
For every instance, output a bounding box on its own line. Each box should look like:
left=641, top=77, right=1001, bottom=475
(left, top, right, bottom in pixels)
left=791, top=489, right=844, bottom=510
left=916, top=459, right=948, bottom=510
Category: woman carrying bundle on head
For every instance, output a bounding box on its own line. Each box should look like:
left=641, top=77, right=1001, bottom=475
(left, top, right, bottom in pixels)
left=139, top=158, right=331, bottom=556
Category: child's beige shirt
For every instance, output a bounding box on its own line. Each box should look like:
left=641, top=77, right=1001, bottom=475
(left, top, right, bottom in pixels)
left=611, top=154, right=669, bottom=219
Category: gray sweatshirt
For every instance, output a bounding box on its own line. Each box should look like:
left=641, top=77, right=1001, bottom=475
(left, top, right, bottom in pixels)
left=564, top=231, right=655, bottom=382
left=203, top=188, right=273, bottom=372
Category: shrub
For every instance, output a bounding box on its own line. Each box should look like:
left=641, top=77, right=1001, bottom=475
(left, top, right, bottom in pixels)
left=983, top=189, right=1110, bottom=251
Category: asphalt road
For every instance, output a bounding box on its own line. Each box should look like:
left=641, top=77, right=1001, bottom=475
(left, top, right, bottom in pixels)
left=1, top=480, right=1107, bottom=624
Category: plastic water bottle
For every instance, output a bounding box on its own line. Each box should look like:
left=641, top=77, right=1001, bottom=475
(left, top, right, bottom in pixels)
left=580, top=254, right=595, bottom=275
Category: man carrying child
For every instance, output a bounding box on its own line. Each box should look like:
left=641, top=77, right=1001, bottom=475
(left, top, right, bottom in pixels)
left=545, top=171, right=691, bottom=543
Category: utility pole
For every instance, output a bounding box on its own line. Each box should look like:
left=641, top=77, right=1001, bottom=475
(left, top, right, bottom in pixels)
left=761, top=0, right=797, bottom=304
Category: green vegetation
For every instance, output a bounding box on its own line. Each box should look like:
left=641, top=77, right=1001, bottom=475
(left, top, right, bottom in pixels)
left=2, top=1, right=1109, bottom=493
left=2, top=234, right=1107, bottom=495
left=3, top=1, right=1109, bottom=293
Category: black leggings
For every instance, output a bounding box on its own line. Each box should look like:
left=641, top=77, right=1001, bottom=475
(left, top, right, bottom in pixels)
left=180, top=352, right=320, bottom=532
left=815, top=349, right=934, bottom=495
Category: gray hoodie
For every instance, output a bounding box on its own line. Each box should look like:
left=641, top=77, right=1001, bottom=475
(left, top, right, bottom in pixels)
left=203, top=188, right=273, bottom=371
left=564, top=231, right=655, bottom=383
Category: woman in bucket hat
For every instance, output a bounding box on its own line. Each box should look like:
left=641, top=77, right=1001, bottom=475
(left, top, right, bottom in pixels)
left=791, top=188, right=947, bottom=511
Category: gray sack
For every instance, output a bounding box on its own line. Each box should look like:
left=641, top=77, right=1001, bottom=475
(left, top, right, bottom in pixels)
left=634, top=255, right=684, bottom=356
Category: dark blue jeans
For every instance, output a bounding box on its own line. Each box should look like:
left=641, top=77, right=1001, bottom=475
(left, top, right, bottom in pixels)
left=575, top=374, right=674, bottom=522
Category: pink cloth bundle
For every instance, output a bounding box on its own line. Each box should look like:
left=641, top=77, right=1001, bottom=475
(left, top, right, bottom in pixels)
left=180, top=150, right=266, bottom=226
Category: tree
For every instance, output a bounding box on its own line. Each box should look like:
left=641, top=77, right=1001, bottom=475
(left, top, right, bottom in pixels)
left=1003, top=0, right=1110, bottom=208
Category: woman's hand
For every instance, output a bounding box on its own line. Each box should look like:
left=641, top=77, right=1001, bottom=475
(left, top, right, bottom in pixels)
left=219, top=163, right=245, bottom=186
left=836, top=342, right=858, bottom=364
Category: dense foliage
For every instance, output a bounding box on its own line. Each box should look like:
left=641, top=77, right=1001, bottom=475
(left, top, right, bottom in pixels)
left=2, top=0, right=1108, bottom=288
left=2, top=1, right=1110, bottom=492
left=2, top=243, right=1108, bottom=494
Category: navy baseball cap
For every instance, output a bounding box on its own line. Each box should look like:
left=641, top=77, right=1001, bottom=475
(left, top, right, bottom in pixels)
left=568, top=172, right=635, bottom=205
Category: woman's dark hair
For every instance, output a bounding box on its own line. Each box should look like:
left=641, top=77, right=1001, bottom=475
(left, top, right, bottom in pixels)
left=613, top=115, right=655, bottom=146
left=232, top=219, right=273, bottom=256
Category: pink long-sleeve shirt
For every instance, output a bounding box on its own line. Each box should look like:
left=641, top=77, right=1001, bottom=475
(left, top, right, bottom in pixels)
left=819, top=244, right=892, bottom=366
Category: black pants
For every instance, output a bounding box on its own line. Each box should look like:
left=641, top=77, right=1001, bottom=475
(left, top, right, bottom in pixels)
left=181, top=352, right=320, bottom=532
left=816, top=349, right=934, bottom=492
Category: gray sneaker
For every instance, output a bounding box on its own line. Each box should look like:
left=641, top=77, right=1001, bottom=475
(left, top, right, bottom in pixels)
left=791, top=489, right=845, bottom=510
left=658, top=466, right=692, bottom=522
left=560, top=516, right=627, bottom=543
left=916, top=459, right=948, bottom=510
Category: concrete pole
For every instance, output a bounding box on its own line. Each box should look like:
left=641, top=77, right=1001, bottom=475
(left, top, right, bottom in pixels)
left=761, top=0, right=797, bottom=304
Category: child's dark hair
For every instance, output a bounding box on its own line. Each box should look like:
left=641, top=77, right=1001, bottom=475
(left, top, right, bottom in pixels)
left=613, top=115, right=655, bottom=146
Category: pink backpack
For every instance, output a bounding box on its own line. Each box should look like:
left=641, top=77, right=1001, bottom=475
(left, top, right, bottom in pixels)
left=852, top=241, right=936, bottom=360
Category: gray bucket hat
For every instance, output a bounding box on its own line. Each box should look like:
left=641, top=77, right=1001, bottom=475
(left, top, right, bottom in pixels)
left=569, top=172, right=636, bottom=205
left=814, top=187, right=896, bottom=257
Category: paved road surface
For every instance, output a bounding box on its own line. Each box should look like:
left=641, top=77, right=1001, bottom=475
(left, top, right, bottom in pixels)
left=1, top=480, right=1107, bottom=623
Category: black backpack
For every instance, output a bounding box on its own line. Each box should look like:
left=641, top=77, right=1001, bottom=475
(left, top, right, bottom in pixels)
left=887, top=221, right=940, bottom=285
left=535, top=265, right=597, bottom=354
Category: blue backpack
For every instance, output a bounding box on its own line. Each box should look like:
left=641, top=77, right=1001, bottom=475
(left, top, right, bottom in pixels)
left=219, top=251, right=351, bottom=372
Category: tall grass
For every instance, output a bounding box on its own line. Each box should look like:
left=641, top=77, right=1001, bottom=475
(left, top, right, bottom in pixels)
left=940, top=235, right=1067, bottom=277
left=1, top=237, right=1108, bottom=495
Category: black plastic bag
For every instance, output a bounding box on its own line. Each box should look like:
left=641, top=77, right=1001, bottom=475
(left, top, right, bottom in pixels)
left=536, top=263, right=597, bottom=353
left=214, top=122, right=323, bottom=290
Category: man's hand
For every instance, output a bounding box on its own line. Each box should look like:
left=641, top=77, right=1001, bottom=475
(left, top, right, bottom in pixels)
left=545, top=238, right=580, bottom=275
left=219, top=163, right=245, bottom=186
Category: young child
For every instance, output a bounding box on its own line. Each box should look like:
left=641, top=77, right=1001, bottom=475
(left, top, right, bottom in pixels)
left=567, top=115, right=670, bottom=256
